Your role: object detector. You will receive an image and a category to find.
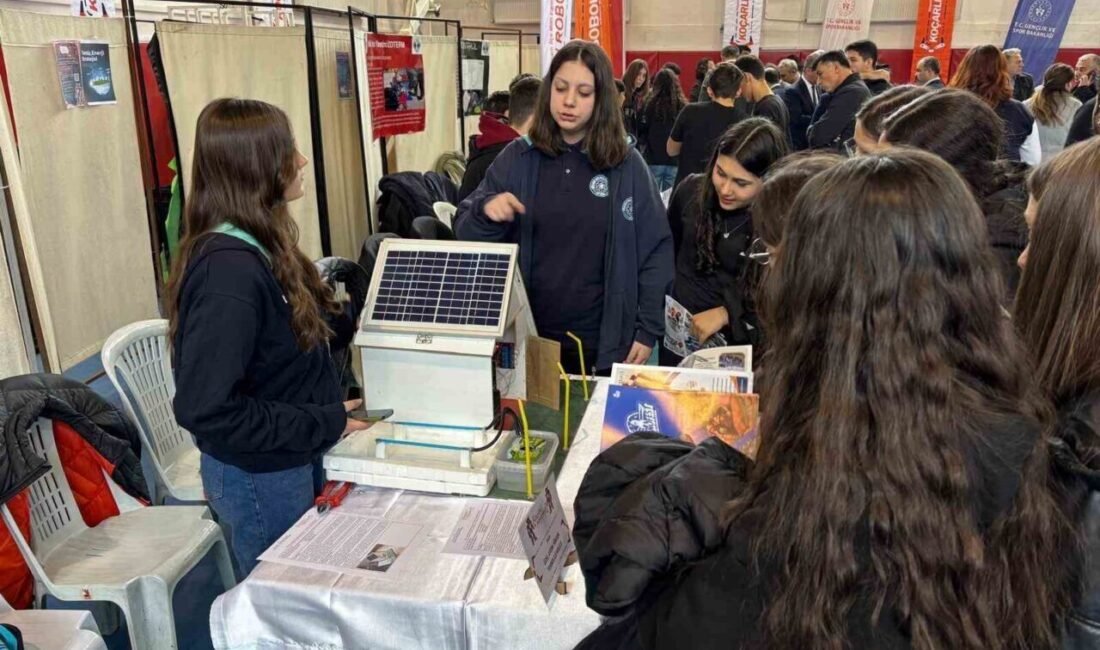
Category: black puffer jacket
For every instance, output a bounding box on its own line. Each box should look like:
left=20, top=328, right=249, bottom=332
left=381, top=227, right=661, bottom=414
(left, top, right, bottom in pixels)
left=1054, top=391, right=1100, bottom=649
left=0, top=374, right=148, bottom=505
left=573, top=433, right=752, bottom=616
left=981, top=162, right=1030, bottom=302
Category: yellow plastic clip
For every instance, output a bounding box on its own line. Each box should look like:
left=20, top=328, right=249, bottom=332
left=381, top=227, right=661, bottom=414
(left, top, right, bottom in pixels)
left=517, top=400, right=534, bottom=498
left=565, top=331, right=590, bottom=401
left=557, top=362, right=571, bottom=450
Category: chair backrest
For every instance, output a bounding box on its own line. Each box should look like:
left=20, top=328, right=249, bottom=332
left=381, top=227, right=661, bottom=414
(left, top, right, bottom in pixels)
left=1, top=419, right=88, bottom=573
left=432, top=201, right=456, bottom=229
left=411, top=216, right=456, bottom=241
left=101, top=320, right=195, bottom=475
left=358, top=232, right=399, bottom=283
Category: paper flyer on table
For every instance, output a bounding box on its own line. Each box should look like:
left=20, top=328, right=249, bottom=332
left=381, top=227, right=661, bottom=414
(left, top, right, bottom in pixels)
left=663, top=295, right=727, bottom=358
left=443, top=499, right=528, bottom=560
left=610, top=363, right=752, bottom=394
left=519, top=478, right=573, bottom=605
left=602, top=385, right=760, bottom=455
left=259, top=510, right=423, bottom=578
left=678, top=345, right=753, bottom=372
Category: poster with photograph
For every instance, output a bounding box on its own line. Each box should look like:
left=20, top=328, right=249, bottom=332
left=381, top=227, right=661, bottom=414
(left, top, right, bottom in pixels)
left=79, top=42, right=116, bottom=105
left=336, top=51, right=352, bottom=99
left=366, top=33, right=426, bottom=139
left=663, top=295, right=728, bottom=358
left=461, top=39, right=490, bottom=117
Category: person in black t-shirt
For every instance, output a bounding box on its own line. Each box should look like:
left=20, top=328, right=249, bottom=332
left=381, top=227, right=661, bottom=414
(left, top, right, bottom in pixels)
left=639, top=69, right=686, bottom=192
left=661, top=118, right=787, bottom=365
left=668, top=62, right=749, bottom=190
left=734, top=55, right=790, bottom=144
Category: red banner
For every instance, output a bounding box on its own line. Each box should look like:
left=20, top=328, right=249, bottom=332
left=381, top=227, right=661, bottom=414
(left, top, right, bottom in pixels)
left=910, top=0, right=958, bottom=82
left=573, top=0, right=624, bottom=76
left=367, top=34, right=426, bottom=139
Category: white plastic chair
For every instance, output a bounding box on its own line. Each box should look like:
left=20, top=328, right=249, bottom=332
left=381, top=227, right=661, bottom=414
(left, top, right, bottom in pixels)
left=0, top=592, right=108, bottom=650
left=102, top=319, right=202, bottom=504
left=433, top=201, right=456, bottom=229
left=0, top=419, right=236, bottom=650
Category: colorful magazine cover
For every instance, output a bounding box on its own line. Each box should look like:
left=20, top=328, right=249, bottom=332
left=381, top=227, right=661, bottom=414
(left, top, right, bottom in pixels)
left=601, top=385, right=760, bottom=457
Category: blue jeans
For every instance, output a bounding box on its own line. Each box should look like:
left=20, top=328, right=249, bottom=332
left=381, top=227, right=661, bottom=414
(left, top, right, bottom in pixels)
left=200, top=453, right=320, bottom=578
left=649, top=164, right=677, bottom=192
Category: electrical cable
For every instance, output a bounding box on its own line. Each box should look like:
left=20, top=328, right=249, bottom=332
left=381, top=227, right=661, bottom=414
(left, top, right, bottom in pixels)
left=469, top=406, right=519, bottom=453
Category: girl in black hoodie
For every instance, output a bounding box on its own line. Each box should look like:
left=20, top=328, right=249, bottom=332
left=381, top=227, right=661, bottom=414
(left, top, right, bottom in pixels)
left=167, top=99, right=368, bottom=577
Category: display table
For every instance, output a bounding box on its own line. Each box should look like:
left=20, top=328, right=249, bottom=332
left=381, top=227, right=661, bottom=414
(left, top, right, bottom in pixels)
left=209, top=382, right=608, bottom=650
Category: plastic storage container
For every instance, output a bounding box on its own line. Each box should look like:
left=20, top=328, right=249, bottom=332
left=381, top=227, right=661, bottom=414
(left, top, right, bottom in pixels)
left=494, top=430, right=559, bottom=493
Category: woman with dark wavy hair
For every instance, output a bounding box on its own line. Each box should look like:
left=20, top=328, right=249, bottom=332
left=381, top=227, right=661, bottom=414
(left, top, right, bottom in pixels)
left=639, top=68, right=687, bottom=191
left=660, top=117, right=787, bottom=364
left=882, top=89, right=1031, bottom=300
left=573, top=148, right=1072, bottom=650
left=950, top=44, right=1039, bottom=163
left=168, top=98, right=369, bottom=576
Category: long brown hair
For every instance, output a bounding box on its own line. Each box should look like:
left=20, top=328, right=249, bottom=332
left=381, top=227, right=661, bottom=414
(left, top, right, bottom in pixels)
left=622, top=58, right=650, bottom=98
left=753, top=151, right=843, bottom=248
left=855, top=84, right=933, bottom=140
left=950, top=45, right=1012, bottom=107
left=694, top=118, right=787, bottom=274
left=729, top=149, right=1069, bottom=649
left=1030, top=63, right=1077, bottom=126
left=1016, top=139, right=1100, bottom=402
left=166, top=98, right=339, bottom=351
left=643, top=68, right=686, bottom=124
left=529, top=41, right=628, bottom=171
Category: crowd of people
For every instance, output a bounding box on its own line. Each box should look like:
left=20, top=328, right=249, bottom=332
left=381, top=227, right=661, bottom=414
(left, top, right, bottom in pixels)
left=165, top=31, right=1100, bottom=649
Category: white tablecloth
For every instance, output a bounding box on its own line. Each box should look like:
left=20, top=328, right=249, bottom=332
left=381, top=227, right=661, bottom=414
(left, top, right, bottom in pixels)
left=210, top=383, right=608, bottom=650
left=0, top=606, right=107, bottom=650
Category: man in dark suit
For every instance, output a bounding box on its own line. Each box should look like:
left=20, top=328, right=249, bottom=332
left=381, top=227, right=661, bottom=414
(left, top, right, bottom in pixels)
left=807, top=50, right=872, bottom=152
left=1005, top=48, right=1035, bottom=101
left=782, top=50, right=824, bottom=150
left=915, top=56, right=945, bottom=89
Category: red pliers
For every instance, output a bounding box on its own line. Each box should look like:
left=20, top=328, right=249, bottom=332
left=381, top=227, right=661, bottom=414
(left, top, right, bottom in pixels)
left=315, top=481, right=354, bottom=514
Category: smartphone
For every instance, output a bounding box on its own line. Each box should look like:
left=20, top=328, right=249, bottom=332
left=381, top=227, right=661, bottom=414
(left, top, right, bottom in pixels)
left=348, top=408, right=394, bottom=423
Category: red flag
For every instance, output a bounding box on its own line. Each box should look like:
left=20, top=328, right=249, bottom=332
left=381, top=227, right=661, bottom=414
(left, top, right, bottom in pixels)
left=574, top=0, right=624, bottom=77
left=910, top=0, right=958, bottom=82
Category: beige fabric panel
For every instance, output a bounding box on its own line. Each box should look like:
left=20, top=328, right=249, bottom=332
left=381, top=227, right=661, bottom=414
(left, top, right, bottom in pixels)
left=156, top=22, right=323, bottom=259
left=0, top=217, right=30, bottom=379
left=521, top=43, right=542, bottom=78
left=488, top=40, right=520, bottom=93
left=0, top=10, right=159, bottom=372
left=355, top=29, right=384, bottom=232
left=313, top=27, right=369, bottom=261
left=393, top=35, right=460, bottom=174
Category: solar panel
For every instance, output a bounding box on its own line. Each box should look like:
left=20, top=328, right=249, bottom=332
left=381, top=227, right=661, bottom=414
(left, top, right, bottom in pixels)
left=364, top=241, right=517, bottom=337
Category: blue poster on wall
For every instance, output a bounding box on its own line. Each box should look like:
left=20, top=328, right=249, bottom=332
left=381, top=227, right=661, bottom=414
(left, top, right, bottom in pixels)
left=1003, top=0, right=1078, bottom=80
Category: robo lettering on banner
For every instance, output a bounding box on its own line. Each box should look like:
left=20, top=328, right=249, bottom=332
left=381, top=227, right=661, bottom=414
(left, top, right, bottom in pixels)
left=573, top=0, right=625, bottom=76
left=540, top=0, right=574, bottom=77
left=723, top=0, right=764, bottom=54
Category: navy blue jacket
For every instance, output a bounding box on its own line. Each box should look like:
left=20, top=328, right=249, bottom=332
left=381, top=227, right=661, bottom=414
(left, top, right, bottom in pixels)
left=172, top=234, right=346, bottom=473
left=456, top=138, right=674, bottom=370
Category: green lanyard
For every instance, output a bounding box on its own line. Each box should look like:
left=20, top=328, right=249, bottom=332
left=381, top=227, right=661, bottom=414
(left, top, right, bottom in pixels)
left=211, top=222, right=271, bottom=263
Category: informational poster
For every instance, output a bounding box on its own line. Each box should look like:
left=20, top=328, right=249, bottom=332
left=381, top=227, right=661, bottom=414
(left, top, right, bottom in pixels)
left=366, top=33, right=426, bottom=139
left=819, top=0, right=876, bottom=51
left=519, top=478, right=573, bottom=605
left=910, top=0, right=958, bottom=83
left=1003, top=0, right=1078, bottom=80
left=443, top=499, right=528, bottom=560
left=723, top=0, right=764, bottom=54
left=336, top=51, right=352, bottom=99
left=52, top=40, right=116, bottom=109
left=663, top=295, right=727, bottom=358
left=461, top=39, right=490, bottom=117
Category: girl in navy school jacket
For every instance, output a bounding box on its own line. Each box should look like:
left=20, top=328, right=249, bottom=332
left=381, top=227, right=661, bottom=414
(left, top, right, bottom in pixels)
left=456, top=41, right=674, bottom=374
left=167, top=98, right=369, bottom=577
